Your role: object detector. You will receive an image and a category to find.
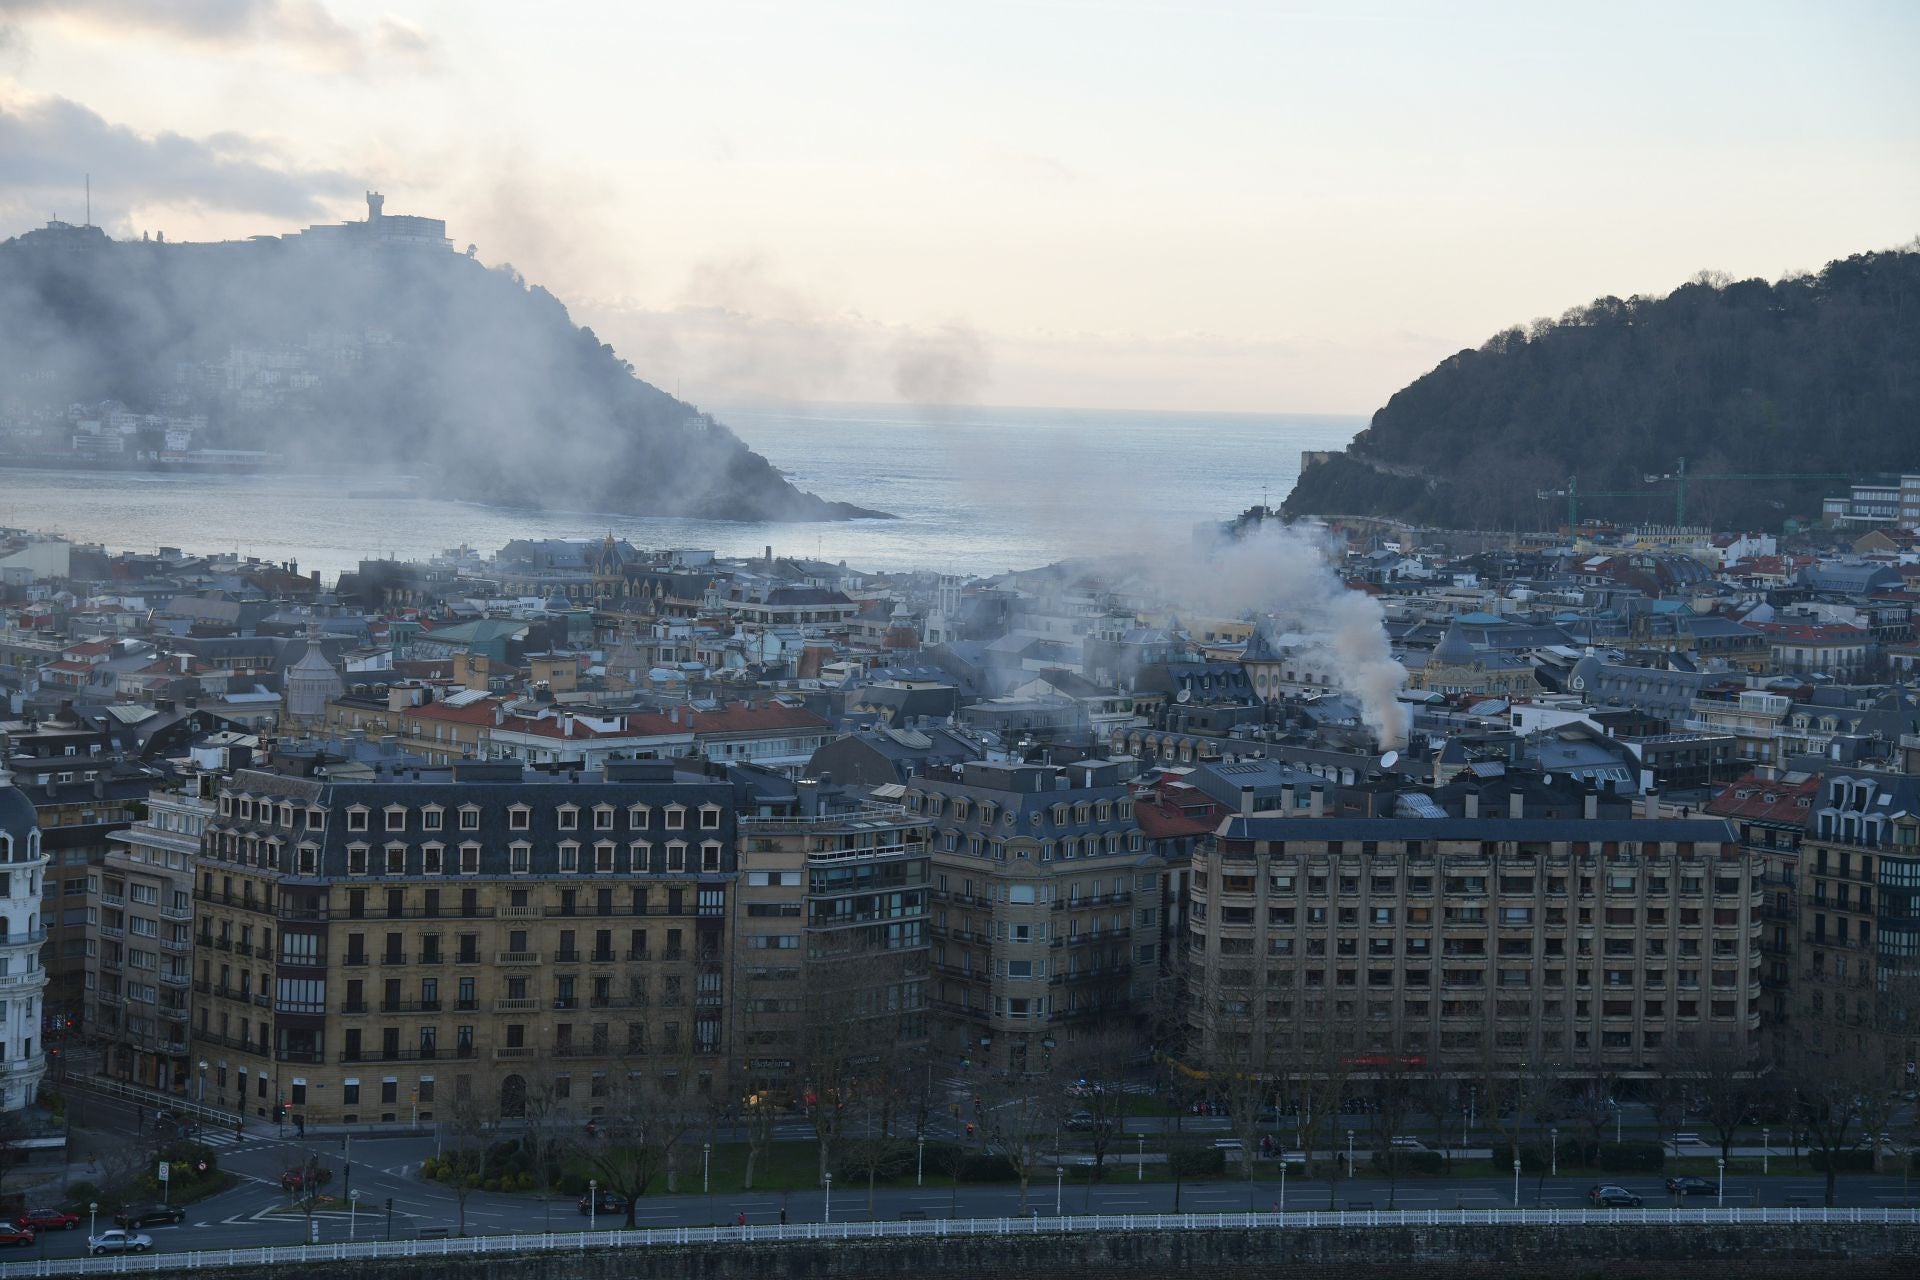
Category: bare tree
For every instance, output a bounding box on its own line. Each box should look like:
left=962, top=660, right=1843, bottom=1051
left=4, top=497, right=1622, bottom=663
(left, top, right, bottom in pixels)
left=1369, top=1041, right=1423, bottom=1208
left=438, top=1095, right=492, bottom=1237
left=1408, top=1069, right=1461, bottom=1174
left=1059, top=1023, right=1143, bottom=1183
left=978, top=1061, right=1071, bottom=1214
left=799, top=939, right=907, bottom=1186
left=519, top=1079, right=578, bottom=1224
left=1289, top=1034, right=1354, bottom=1207
left=1787, top=1062, right=1863, bottom=1208
left=579, top=1064, right=701, bottom=1228
left=1679, top=1040, right=1767, bottom=1168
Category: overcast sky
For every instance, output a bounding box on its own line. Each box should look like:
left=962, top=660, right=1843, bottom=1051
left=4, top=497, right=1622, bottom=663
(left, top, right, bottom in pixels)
left=1, top=0, right=1915, bottom=413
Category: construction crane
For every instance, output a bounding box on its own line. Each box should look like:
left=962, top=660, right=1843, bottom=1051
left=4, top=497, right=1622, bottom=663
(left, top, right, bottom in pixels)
left=1540, top=457, right=1855, bottom=529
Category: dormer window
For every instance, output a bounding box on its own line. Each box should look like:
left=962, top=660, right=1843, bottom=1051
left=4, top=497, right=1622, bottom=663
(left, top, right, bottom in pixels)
left=559, top=842, right=580, bottom=873
left=306, top=807, right=324, bottom=828
left=346, top=807, right=369, bottom=833
left=385, top=844, right=406, bottom=875
left=664, top=806, right=686, bottom=831
left=384, top=806, right=408, bottom=832
left=557, top=805, right=579, bottom=831
left=699, top=804, right=722, bottom=831
left=459, top=806, right=481, bottom=831
left=593, top=806, right=615, bottom=831
left=508, top=805, right=531, bottom=832
left=422, top=807, right=443, bottom=832
left=629, top=804, right=652, bottom=828
left=346, top=844, right=369, bottom=876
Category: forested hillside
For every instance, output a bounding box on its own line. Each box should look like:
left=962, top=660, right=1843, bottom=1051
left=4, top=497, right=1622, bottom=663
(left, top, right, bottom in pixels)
left=1285, top=245, right=1920, bottom=530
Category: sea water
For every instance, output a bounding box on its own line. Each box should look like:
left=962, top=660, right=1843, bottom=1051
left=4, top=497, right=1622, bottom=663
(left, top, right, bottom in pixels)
left=0, top=403, right=1361, bottom=581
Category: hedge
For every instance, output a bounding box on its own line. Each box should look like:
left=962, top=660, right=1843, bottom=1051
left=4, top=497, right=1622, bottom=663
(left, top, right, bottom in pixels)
left=1168, top=1147, right=1226, bottom=1178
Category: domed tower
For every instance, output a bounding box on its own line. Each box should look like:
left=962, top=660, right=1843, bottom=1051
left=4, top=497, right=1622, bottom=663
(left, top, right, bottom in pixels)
left=0, top=739, right=49, bottom=1114
left=284, top=620, right=345, bottom=729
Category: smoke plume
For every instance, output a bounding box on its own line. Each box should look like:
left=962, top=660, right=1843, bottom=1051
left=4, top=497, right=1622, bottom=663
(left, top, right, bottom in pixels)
left=1172, top=520, right=1410, bottom=750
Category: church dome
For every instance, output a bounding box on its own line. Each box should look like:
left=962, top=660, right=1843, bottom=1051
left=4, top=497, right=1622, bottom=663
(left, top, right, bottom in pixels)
left=0, top=752, right=36, bottom=855
left=1431, top=623, right=1478, bottom=666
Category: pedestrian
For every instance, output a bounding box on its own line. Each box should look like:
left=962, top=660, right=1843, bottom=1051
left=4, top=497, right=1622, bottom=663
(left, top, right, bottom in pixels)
left=737, top=1210, right=747, bottom=1227
left=779, top=1207, right=788, bottom=1226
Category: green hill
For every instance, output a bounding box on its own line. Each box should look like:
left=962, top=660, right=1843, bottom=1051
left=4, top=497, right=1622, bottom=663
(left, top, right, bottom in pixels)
left=1284, top=244, right=1920, bottom=531
left=0, top=222, right=884, bottom=521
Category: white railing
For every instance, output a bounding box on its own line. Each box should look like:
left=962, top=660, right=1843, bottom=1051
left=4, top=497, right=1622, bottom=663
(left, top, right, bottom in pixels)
left=1, top=1208, right=1914, bottom=1277
left=59, top=1075, right=243, bottom=1130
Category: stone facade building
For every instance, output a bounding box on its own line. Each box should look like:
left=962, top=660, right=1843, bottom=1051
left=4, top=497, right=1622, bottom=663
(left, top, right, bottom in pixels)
left=191, top=759, right=737, bottom=1125
left=1188, top=810, right=1762, bottom=1080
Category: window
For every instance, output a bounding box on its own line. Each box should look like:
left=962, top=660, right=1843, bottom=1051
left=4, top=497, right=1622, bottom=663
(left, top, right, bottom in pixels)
left=347, top=808, right=369, bottom=833
left=666, top=843, right=686, bottom=873
left=594, top=806, right=615, bottom=831
left=459, top=807, right=480, bottom=831
left=557, top=807, right=579, bottom=831
left=664, top=806, right=686, bottom=831
left=422, top=844, right=444, bottom=875
left=459, top=844, right=480, bottom=875
left=422, top=808, right=443, bottom=832
left=699, top=805, right=721, bottom=830
left=630, top=843, right=651, bottom=873
left=595, top=843, right=616, bottom=873
left=385, top=845, right=406, bottom=876
left=701, top=843, right=721, bottom=873
left=346, top=845, right=369, bottom=876
left=558, top=843, right=579, bottom=873
left=509, top=844, right=531, bottom=875
left=508, top=805, right=531, bottom=832
left=384, top=807, right=407, bottom=832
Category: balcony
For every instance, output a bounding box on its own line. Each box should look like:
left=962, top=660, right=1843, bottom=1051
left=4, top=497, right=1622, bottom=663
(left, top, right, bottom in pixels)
left=554, top=950, right=582, bottom=964
left=589, top=951, right=616, bottom=964
left=625, top=949, right=651, bottom=962
left=381, top=1000, right=443, bottom=1014
left=342, top=953, right=369, bottom=968
left=159, top=903, right=195, bottom=923
left=275, top=1048, right=325, bottom=1064
left=159, top=971, right=190, bottom=988
left=552, top=998, right=580, bottom=1011
left=498, top=905, right=541, bottom=920
left=493, top=1046, right=535, bottom=1060
left=496, top=951, right=541, bottom=966
left=379, top=953, right=406, bottom=967
left=95, top=989, right=124, bottom=1007
left=160, top=937, right=192, bottom=955
left=493, top=998, right=538, bottom=1013
left=342, top=1001, right=369, bottom=1014
left=159, top=1005, right=188, bottom=1023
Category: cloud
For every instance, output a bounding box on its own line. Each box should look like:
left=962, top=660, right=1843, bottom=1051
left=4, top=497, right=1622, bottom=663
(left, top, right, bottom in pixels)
left=0, top=0, right=432, bottom=73
left=0, top=91, right=358, bottom=226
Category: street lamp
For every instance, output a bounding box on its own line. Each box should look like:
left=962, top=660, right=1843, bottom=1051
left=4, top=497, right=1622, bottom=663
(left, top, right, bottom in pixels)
left=824, top=1173, right=833, bottom=1223
left=349, top=1190, right=360, bottom=1241
left=1716, top=1157, right=1725, bottom=1208
left=1279, top=1156, right=1287, bottom=1212
left=1055, top=1166, right=1063, bottom=1216
left=197, top=1060, right=208, bottom=1103
left=1613, top=1098, right=1622, bottom=1144
left=1550, top=1127, right=1559, bottom=1177
left=1512, top=1158, right=1521, bottom=1207
left=88, top=1202, right=97, bottom=1238
left=917, top=1136, right=926, bottom=1187
left=703, top=1142, right=712, bottom=1194
left=1762, top=1128, right=1770, bottom=1176
left=588, top=1180, right=598, bottom=1231
left=1347, top=1129, right=1355, bottom=1179
left=1137, top=1135, right=1144, bottom=1182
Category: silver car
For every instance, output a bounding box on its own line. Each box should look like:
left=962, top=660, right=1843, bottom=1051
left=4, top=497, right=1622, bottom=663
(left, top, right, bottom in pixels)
left=88, top=1229, right=154, bottom=1256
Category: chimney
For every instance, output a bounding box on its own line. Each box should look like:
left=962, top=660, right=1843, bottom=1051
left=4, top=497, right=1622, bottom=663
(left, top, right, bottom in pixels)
left=1239, top=786, right=1254, bottom=818
left=1308, top=784, right=1324, bottom=818
left=1642, top=789, right=1660, bottom=821
left=1465, top=790, right=1479, bottom=820
left=1280, top=783, right=1295, bottom=813
left=1583, top=790, right=1598, bottom=821
left=1509, top=791, right=1524, bottom=820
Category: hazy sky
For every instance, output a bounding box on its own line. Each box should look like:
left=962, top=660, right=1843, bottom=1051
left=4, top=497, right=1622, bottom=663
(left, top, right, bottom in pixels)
left=1, top=1, right=1915, bottom=414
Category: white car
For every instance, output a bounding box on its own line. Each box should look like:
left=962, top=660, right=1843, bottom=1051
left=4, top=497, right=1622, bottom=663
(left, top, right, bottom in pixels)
left=88, top=1229, right=154, bottom=1256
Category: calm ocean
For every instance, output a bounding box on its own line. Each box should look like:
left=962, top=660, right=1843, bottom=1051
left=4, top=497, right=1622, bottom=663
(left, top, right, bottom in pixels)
left=0, top=403, right=1361, bottom=582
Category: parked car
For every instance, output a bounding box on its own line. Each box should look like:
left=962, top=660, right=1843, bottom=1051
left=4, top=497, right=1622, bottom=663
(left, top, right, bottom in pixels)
left=1389, top=1137, right=1427, bottom=1151
left=1064, top=1110, right=1112, bottom=1132
left=88, top=1230, right=154, bottom=1256
left=0, top=1226, right=33, bottom=1248
left=1665, top=1176, right=1714, bottom=1197
left=1587, top=1185, right=1644, bottom=1208
left=578, top=1190, right=630, bottom=1217
left=16, top=1208, right=80, bottom=1232
left=113, top=1204, right=186, bottom=1229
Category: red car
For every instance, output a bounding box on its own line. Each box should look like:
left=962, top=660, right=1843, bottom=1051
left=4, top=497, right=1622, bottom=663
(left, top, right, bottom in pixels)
left=0, top=1225, right=34, bottom=1248
left=16, top=1209, right=78, bottom=1232
left=281, top=1166, right=333, bottom=1193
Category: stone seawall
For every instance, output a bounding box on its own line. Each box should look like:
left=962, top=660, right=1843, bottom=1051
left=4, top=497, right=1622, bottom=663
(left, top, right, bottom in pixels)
left=151, top=1222, right=1919, bottom=1280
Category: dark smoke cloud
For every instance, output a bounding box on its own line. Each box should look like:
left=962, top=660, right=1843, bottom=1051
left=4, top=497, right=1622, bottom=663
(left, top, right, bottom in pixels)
left=0, top=94, right=359, bottom=227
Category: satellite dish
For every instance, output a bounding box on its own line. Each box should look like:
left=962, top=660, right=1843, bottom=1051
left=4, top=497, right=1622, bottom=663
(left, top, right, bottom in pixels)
left=1379, top=750, right=1399, bottom=770
left=1176, top=689, right=1192, bottom=704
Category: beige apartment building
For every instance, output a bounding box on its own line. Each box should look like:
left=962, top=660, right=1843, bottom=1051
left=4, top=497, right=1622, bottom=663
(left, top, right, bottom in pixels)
left=907, top=760, right=1164, bottom=1074
left=90, top=776, right=210, bottom=1091
left=733, top=784, right=930, bottom=1098
left=1188, top=811, right=1763, bottom=1079
left=191, top=758, right=736, bottom=1126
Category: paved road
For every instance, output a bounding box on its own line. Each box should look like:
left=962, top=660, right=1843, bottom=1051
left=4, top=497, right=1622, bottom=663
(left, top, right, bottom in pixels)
left=24, top=1095, right=1915, bottom=1262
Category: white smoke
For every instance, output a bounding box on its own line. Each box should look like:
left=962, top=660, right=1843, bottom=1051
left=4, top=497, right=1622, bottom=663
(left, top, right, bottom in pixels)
left=1170, top=520, right=1410, bottom=750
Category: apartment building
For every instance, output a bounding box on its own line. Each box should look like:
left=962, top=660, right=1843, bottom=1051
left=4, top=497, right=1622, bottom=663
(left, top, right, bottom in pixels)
left=0, top=763, right=50, bottom=1114
left=191, top=758, right=737, bottom=1126
left=1705, top=770, right=1818, bottom=1042
left=733, top=780, right=930, bottom=1097
left=90, top=776, right=209, bottom=1091
left=908, top=760, right=1162, bottom=1074
left=1792, top=772, right=1920, bottom=1073
left=1188, top=808, right=1761, bottom=1079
